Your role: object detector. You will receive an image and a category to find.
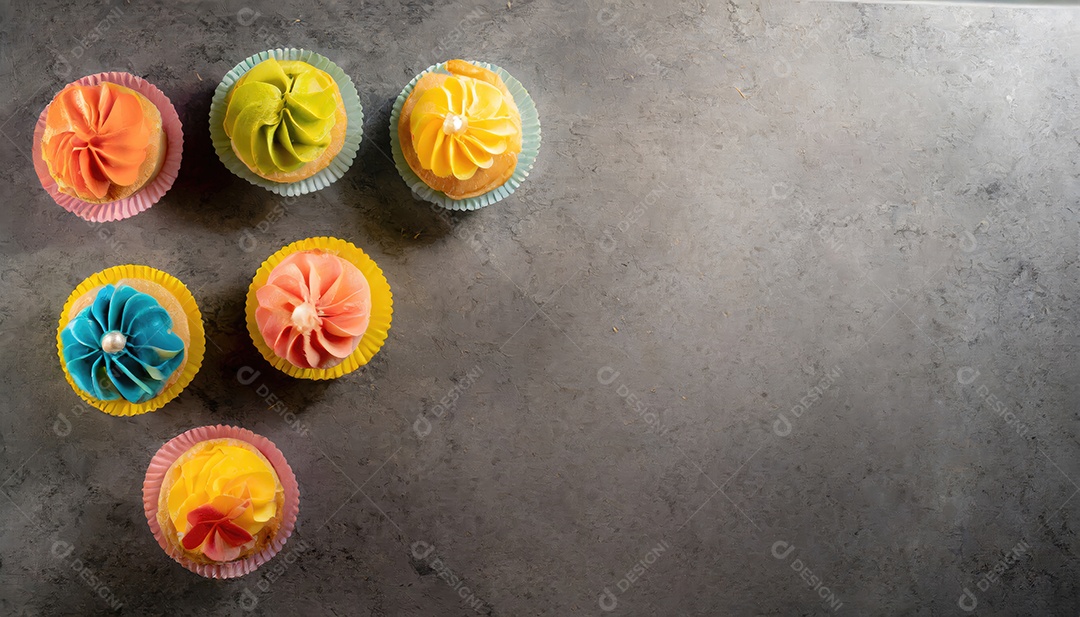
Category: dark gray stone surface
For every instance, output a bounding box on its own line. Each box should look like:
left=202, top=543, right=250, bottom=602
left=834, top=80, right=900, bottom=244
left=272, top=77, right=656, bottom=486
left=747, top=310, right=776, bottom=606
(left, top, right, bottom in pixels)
left=2, top=0, right=1079, bottom=615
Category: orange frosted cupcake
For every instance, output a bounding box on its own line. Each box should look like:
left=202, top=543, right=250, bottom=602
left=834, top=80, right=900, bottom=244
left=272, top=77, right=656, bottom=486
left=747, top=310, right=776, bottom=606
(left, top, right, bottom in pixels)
left=40, top=81, right=167, bottom=204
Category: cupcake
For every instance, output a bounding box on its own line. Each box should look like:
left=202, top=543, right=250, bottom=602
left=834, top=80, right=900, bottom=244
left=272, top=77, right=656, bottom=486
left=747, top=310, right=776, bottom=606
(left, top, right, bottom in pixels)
left=210, top=49, right=363, bottom=196
left=391, top=60, right=541, bottom=210
left=143, top=425, right=299, bottom=578
left=246, top=237, right=393, bottom=379
left=224, top=58, right=346, bottom=182
left=32, top=73, right=183, bottom=222
left=43, top=81, right=165, bottom=202
left=57, top=265, right=204, bottom=416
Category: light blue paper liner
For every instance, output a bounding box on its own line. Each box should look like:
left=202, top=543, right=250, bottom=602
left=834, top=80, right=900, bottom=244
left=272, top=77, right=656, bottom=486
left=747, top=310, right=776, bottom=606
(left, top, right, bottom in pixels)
left=209, top=48, right=363, bottom=196
left=389, top=61, right=541, bottom=211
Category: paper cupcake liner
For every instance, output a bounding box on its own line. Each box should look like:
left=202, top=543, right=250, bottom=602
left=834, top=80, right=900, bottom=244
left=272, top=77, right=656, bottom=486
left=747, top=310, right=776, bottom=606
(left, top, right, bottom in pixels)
left=245, top=237, right=393, bottom=380
left=390, top=61, right=541, bottom=211
left=142, top=425, right=300, bottom=579
left=209, top=48, right=364, bottom=196
left=56, top=265, right=205, bottom=416
left=32, top=72, right=184, bottom=223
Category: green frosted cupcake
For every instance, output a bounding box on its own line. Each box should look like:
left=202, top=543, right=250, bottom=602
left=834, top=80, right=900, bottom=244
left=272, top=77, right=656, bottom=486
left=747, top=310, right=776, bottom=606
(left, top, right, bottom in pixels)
left=210, top=49, right=363, bottom=196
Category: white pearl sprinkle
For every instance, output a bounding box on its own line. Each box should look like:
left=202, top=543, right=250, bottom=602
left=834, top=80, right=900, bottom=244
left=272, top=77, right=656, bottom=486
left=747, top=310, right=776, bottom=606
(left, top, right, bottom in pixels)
left=442, top=113, right=468, bottom=135
left=100, top=331, right=127, bottom=354
left=291, top=302, right=321, bottom=334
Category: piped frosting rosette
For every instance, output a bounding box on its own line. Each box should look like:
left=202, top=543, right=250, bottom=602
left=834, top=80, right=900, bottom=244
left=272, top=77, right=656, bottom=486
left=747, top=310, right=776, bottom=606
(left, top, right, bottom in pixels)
left=246, top=237, right=392, bottom=379
left=210, top=49, right=363, bottom=196
left=61, top=285, right=185, bottom=403
left=390, top=60, right=541, bottom=211
left=32, top=72, right=184, bottom=222
left=143, top=425, right=300, bottom=578
left=56, top=265, right=205, bottom=416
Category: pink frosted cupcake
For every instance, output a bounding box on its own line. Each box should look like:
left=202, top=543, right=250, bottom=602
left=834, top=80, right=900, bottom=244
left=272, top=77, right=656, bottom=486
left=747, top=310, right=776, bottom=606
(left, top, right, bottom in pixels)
left=256, top=249, right=372, bottom=370
left=143, top=425, right=299, bottom=578
left=245, top=237, right=393, bottom=380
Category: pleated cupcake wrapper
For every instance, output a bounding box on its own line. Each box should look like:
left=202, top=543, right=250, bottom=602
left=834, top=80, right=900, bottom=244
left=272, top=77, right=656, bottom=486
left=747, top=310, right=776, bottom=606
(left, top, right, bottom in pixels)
left=142, top=425, right=300, bottom=579
left=56, top=265, right=205, bottom=416
left=246, top=237, right=393, bottom=380
left=32, top=72, right=184, bottom=223
left=210, top=48, right=364, bottom=196
left=389, top=61, right=542, bottom=211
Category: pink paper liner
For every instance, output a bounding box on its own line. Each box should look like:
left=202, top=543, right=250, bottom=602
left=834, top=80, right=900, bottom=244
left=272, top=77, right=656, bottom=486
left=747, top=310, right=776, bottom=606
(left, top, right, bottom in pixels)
left=32, top=72, right=184, bottom=222
left=142, top=425, right=300, bottom=579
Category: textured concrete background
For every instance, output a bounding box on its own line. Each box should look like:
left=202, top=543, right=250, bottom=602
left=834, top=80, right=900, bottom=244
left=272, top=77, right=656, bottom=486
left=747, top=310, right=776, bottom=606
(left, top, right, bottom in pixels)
left=1, top=0, right=1079, bottom=615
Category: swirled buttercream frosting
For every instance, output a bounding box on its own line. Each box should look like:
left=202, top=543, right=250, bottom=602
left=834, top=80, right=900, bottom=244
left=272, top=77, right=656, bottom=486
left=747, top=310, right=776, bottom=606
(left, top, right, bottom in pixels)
left=255, top=250, right=371, bottom=369
left=409, top=67, right=521, bottom=180
left=43, top=83, right=153, bottom=200
left=166, top=442, right=281, bottom=562
left=224, top=58, right=340, bottom=175
left=61, top=284, right=185, bottom=403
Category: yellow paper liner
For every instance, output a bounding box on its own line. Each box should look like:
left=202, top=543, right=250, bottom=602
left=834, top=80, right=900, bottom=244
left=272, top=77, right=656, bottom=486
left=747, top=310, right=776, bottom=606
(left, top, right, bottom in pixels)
left=245, top=237, right=393, bottom=380
left=56, top=265, right=205, bottom=416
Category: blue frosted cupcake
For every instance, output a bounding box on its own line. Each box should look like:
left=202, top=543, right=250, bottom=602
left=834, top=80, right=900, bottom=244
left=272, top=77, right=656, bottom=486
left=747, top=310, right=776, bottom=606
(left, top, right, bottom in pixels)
left=57, top=265, right=205, bottom=416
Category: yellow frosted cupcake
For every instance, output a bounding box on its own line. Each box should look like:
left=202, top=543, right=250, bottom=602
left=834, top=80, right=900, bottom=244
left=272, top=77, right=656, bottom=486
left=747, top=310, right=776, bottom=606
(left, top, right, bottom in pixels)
left=143, top=425, right=300, bottom=578
left=157, top=439, right=285, bottom=565
left=397, top=59, right=523, bottom=200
